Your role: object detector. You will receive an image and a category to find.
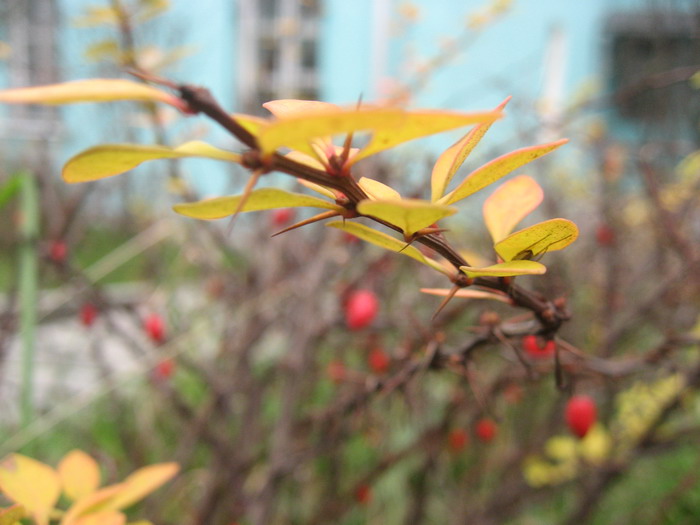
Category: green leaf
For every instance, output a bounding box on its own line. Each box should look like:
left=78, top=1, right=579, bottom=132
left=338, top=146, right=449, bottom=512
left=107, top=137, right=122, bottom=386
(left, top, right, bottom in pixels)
left=173, top=188, right=342, bottom=220
left=0, top=454, right=61, bottom=525
left=431, top=97, right=510, bottom=201
left=357, top=177, right=401, bottom=200
left=0, top=504, right=26, bottom=525
left=0, top=174, right=23, bottom=210
left=326, top=221, right=450, bottom=276
left=459, top=260, right=546, bottom=277
left=357, top=199, right=456, bottom=236
left=0, top=79, right=185, bottom=110
left=494, top=218, right=578, bottom=262
left=350, top=109, right=503, bottom=165
left=62, top=141, right=240, bottom=183
left=439, top=138, right=568, bottom=205
left=483, top=175, right=543, bottom=243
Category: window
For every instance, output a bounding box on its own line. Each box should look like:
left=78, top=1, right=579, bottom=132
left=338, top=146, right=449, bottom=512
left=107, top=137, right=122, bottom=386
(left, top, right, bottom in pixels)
left=237, top=0, right=322, bottom=114
left=606, top=9, right=700, bottom=145
left=0, top=0, right=60, bottom=139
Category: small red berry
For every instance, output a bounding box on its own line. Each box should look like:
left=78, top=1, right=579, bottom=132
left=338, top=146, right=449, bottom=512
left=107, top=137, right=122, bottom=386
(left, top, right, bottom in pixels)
left=368, top=348, right=390, bottom=375
left=144, top=313, right=166, bottom=344
left=354, top=484, right=372, bottom=505
left=565, top=395, right=597, bottom=438
left=49, top=240, right=68, bottom=263
left=344, top=290, right=379, bottom=330
left=475, top=418, right=497, bottom=443
left=448, top=428, right=469, bottom=452
left=595, top=224, right=615, bottom=246
left=271, top=208, right=295, bottom=227
left=522, top=335, right=555, bottom=359
left=327, top=360, right=346, bottom=384
left=153, top=358, right=176, bottom=380
left=80, top=303, right=98, bottom=327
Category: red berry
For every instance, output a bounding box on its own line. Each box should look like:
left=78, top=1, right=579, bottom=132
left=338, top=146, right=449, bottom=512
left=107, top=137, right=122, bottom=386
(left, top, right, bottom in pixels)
left=355, top=484, right=372, bottom=505
left=80, top=303, right=98, bottom=327
left=49, top=240, right=68, bottom=263
left=344, top=290, right=379, bottom=330
left=595, top=224, right=615, bottom=246
left=522, top=335, right=555, bottom=359
left=368, top=348, right=390, bottom=375
left=475, top=418, right=497, bottom=443
left=565, top=395, right=597, bottom=438
left=448, top=429, right=469, bottom=452
left=153, top=358, right=175, bottom=380
left=271, top=208, right=295, bottom=227
left=144, top=313, right=166, bottom=344
left=327, top=360, right=346, bottom=384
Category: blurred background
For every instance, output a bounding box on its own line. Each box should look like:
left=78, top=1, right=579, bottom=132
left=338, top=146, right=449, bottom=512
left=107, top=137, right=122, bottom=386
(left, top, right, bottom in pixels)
left=0, top=1, right=699, bottom=524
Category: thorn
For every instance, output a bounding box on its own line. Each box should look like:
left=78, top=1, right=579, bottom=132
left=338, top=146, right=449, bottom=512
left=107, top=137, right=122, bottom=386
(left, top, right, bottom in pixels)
left=226, top=170, right=261, bottom=235
left=271, top=210, right=340, bottom=237
left=127, top=68, right=178, bottom=90
left=432, top=285, right=460, bottom=320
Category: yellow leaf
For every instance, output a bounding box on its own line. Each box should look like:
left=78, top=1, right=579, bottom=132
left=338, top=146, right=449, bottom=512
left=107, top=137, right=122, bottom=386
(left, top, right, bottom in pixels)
left=73, top=7, right=119, bottom=27
left=350, top=109, right=503, bottom=164
left=61, top=484, right=125, bottom=525
left=483, top=175, right=544, bottom=242
left=0, top=504, right=26, bottom=525
left=73, top=512, right=126, bottom=525
left=58, top=450, right=101, bottom=502
left=459, top=260, right=546, bottom=277
left=420, top=288, right=511, bottom=304
left=231, top=113, right=268, bottom=137
left=173, top=188, right=342, bottom=219
left=431, top=97, right=510, bottom=201
left=326, top=221, right=450, bottom=276
left=295, top=178, right=337, bottom=199
left=0, top=454, right=61, bottom=525
left=494, top=218, right=578, bottom=262
left=357, top=177, right=401, bottom=200
left=263, top=99, right=339, bottom=118
left=440, top=138, right=568, bottom=205
left=285, top=151, right=326, bottom=171
left=257, top=106, right=404, bottom=157
left=102, top=463, right=178, bottom=511
left=62, top=141, right=240, bottom=183
left=357, top=199, right=456, bottom=235
left=0, top=79, right=184, bottom=109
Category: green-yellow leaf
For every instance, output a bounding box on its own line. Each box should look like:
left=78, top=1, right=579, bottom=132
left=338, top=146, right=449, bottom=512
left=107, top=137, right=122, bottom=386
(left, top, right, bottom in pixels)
left=58, top=450, right=101, bottom=502
left=350, top=109, right=503, bottom=164
left=431, top=97, right=510, bottom=201
left=483, top=175, right=543, bottom=243
left=231, top=113, right=268, bottom=137
left=357, top=177, right=401, bottom=200
left=173, top=188, right=341, bottom=220
left=0, top=504, right=26, bottom=525
left=440, top=138, right=568, bottom=205
left=326, top=221, right=450, bottom=276
left=357, top=199, right=456, bottom=236
left=102, top=463, right=178, bottom=511
left=420, top=288, right=512, bottom=304
left=62, top=141, right=240, bottom=183
left=459, top=260, right=546, bottom=277
left=0, top=79, right=184, bottom=109
left=286, top=151, right=326, bottom=171
left=495, top=218, right=579, bottom=262
left=0, top=454, right=61, bottom=525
